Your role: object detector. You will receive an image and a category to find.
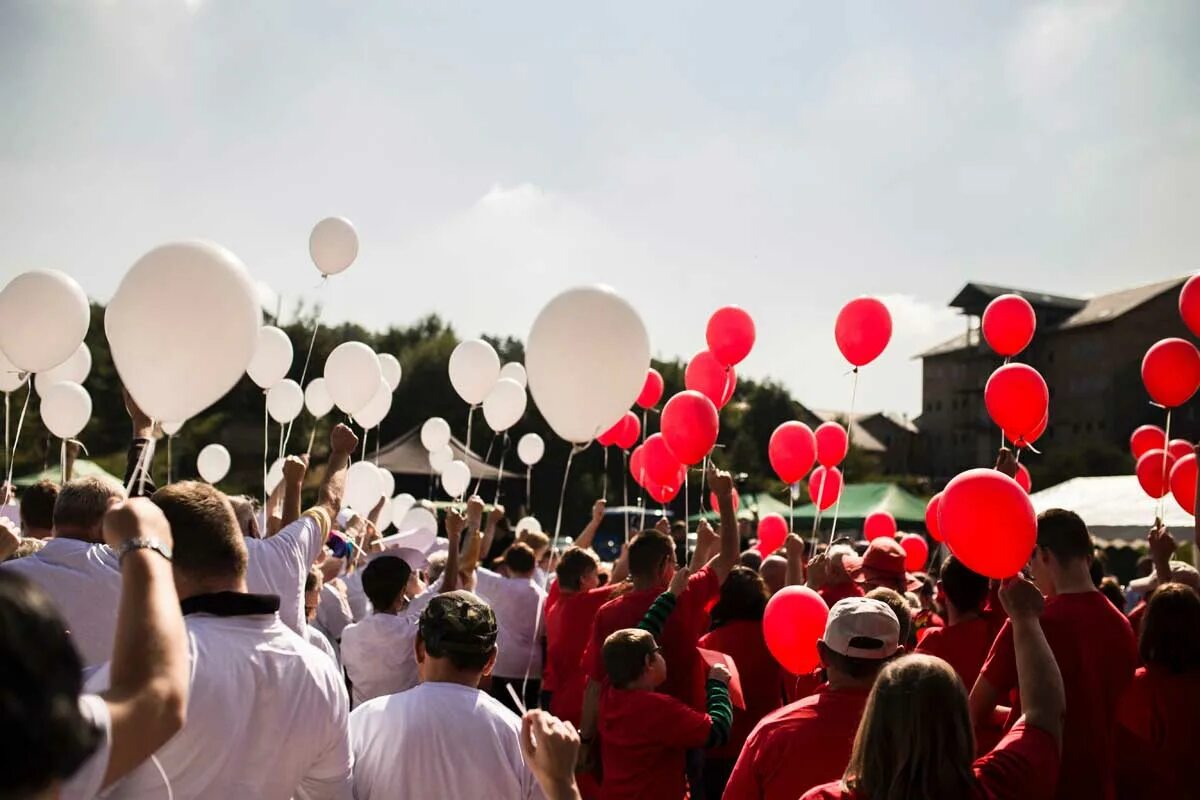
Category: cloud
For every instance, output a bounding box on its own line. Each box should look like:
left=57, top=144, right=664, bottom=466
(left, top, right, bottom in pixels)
left=1007, top=1, right=1124, bottom=101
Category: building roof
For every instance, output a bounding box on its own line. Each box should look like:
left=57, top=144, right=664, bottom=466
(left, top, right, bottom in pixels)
left=861, top=410, right=919, bottom=434
left=1029, top=475, right=1189, bottom=542
left=375, top=426, right=524, bottom=480
left=949, top=282, right=1086, bottom=316
left=1058, top=276, right=1184, bottom=330
left=806, top=409, right=887, bottom=453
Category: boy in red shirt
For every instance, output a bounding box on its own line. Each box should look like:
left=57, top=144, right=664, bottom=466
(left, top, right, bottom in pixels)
left=970, top=508, right=1136, bottom=800
left=916, top=555, right=995, bottom=690
left=598, top=567, right=733, bottom=800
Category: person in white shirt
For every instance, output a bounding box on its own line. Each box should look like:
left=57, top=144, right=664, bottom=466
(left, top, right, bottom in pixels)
left=349, top=589, right=545, bottom=800
left=305, top=568, right=340, bottom=667
left=472, top=542, right=548, bottom=715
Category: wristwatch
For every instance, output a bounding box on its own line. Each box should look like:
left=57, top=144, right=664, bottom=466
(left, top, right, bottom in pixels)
left=117, top=537, right=173, bottom=564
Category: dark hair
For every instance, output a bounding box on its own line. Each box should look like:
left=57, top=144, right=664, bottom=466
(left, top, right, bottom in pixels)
left=53, top=477, right=123, bottom=533
left=363, top=556, right=413, bottom=611
left=739, top=549, right=764, bottom=572
left=1139, top=583, right=1200, bottom=673
left=602, top=628, right=657, bottom=688
left=939, top=556, right=989, bottom=615
left=19, top=480, right=58, bottom=531
left=152, top=481, right=247, bottom=580
left=711, top=566, right=768, bottom=626
left=418, top=591, right=497, bottom=671
left=1135, top=556, right=1154, bottom=579
left=305, top=568, right=321, bottom=594
left=820, top=641, right=891, bottom=681
left=0, top=572, right=102, bottom=797
left=1099, top=577, right=1125, bottom=611
left=503, top=542, right=536, bottom=575
left=627, top=530, right=675, bottom=580
left=671, top=521, right=686, bottom=535
left=556, top=547, right=599, bottom=591
left=867, top=587, right=913, bottom=649
left=1036, top=509, right=1093, bottom=563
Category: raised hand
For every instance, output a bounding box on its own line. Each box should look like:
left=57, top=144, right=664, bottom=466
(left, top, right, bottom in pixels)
left=488, top=504, right=507, bottom=527
left=696, top=518, right=717, bottom=551
left=520, top=710, right=581, bottom=800
left=805, top=553, right=830, bottom=590
left=592, top=499, right=607, bottom=522
left=329, top=423, right=359, bottom=456
left=1149, top=520, right=1176, bottom=566
left=707, top=663, right=732, bottom=685
left=655, top=517, right=671, bottom=535
left=668, top=565, right=691, bottom=596
left=282, top=454, right=309, bottom=485
left=103, top=498, right=174, bottom=551
left=785, top=533, right=805, bottom=562
left=707, top=465, right=734, bottom=500
left=994, top=447, right=1019, bottom=478
left=999, top=574, right=1045, bottom=621
left=466, top=496, right=485, bottom=530
left=445, top=508, right=466, bottom=543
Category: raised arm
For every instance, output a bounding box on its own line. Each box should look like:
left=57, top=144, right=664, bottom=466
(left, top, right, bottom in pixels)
left=707, top=466, right=739, bottom=583
left=575, top=500, right=606, bottom=551
left=315, top=424, right=359, bottom=520
left=610, top=541, right=630, bottom=585
left=481, top=503, right=505, bottom=562
left=270, top=455, right=308, bottom=536
left=690, top=518, right=717, bottom=572
left=98, top=499, right=189, bottom=789
left=64, top=440, right=81, bottom=483
left=521, top=710, right=583, bottom=800
left=459, top=496, right=485, bottom=574
left=1149, top=521, right=1176, bottom=586
left=1000, top=575, right=1065, bottom=747
left=121, top=388, right=158, bottom=497
left=785, top=534, right=806, bottom=586
left=441, top=509, right=464, bottom=594
left=636, top=566, right=691, bottom=637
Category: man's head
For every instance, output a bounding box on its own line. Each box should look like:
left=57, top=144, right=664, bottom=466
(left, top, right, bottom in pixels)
left=1139, top=582, right=1200, bottom=673
left=1032, top=509, right=1093, bottom=595
left=227, top=495, right=260, bottom=539
left=53, top=478, right=124, bottom=543
left=711, top=566, right=768, bottom=626
left=627, top=529, right=676, bottom=585
left=502, top=542, right=537, bottom=578
left=602, top=628, right=666, bottom=690
left=849, top=538, right=915, bottom=594
left=151, top=481, right=247, bottom=595
left=416, top=591, right=498, bottom=683
left=738, top=549, right=764, bottom=572
left=19, top=480, right=58, bottom=538
left=363, top=555, right=414, bottom=613
left=865, top=587, right=913, bottom=649
left=515, top=529, right=550, bottom=561
left=556, top=547, right=600, bottom=593
left=425, top=550, right=448, bottom=584
left=670, top=521, right=686, bottom=541
left=759, top=555, right=787, bottom=595
left=817, top=596, right=902, bottom=685
left=305, top=568, right=323, bottom=622
left=937, top=555, right=989, bottom=617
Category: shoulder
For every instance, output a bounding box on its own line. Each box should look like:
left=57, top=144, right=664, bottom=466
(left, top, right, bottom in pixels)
left=799, top=782, right=851, bottom=800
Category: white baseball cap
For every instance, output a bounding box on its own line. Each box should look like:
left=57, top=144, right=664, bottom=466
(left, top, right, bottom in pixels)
left=823, top=597, right=901, bottom=659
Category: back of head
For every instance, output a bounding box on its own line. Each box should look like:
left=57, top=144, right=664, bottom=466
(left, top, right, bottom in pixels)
left=0, top=571, right=101, bottom=798
left=419, top=590, right=498, bottom=672
left=1099, top=576, right=1125, bottom=611
left=846, top=654, right=976, bottom=800
left=227, top=495, right=259, bottom=539
left=739, top=549, right=764, bottom=572
left=152, top=481, right=247, bottom=581
left=627, top=530, right=675, bottom=581
left=53, top=477, right=124, bottom=538
left=556, top=546, right=599, bottom=591
left=1139, top=582, right=1200, bottom=673
left=502, top=542, right=537, bottom=576
left=515, top=529, right=550, bottom=558
left=711, top=566, right=769, bottom=626
left=362, top=555, right=413, bottom=611
left=602, top=628, right=656, bottom=689
left=866, top=587, right=913, bottom=648
left=425, top=550, right=448, bottom=584
left=939, top=555, right=989, bottom=615
left=670, top=521, right=686, bottom=539
left=20, top=480, right=58, bottom=532
left=1036, top=508, right=1093, bottom=564
left=821, top=597, right=901, bottom=681
left=759, top=555, right=787, bottom=594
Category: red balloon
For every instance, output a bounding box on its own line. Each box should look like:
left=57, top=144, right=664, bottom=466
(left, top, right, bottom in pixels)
left=641, top=433, right=681, bottom=486
left=709, top=486, right=740, bottom=512
left=1014, top=463, right=1031, bottom=494
left=706, top=306, right=756, bottom=367
left=1180, top=274, right=1200, bottom=338
left=597, top=419, right=620, bottom=447
left=613, top=412, right=641, bottom=450
left=1006, top=412, right=1047, bottom=449
left=900, top=534, right=929, bottom=571
left=835, top=297, right=893, bottom=367
left=925, top=493, right=943, bottom=542
left=629, top=444, right=646, bottom=486
left=768, top=422, right=816, bottom=484
left=636, top=368, right=664, bottom=409
left=757, top=513, right=788, bottom=555
left=863, top=511, right=897, bottom=541
left=763, top=586, right=829, bottom=675
left=814, top=422, right=849, bottom=468
left=661, top=391, right=720, bottom=466
left=982, top=294, right=1037, bottom=357
left=939, top=468, right=1036, bottom=579
left=645, top=474, right=682, bottom=504
left=1130, top=425, right=1167, bottom=460
left=807, top=466, right=842, bottom=511
left=1170, top=454, right=1197, bottom=514
left=1136, top=449, right=1175, bottom=499
left=1142, top=338, right=1200, bottom=408
left=984, top=364, right=1049, bottom=440
left=1168, top=438, right=1193, bottom=463
left=685, top=350, right=736, bottom=408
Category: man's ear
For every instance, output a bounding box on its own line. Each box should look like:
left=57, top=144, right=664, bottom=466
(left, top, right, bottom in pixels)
left=415, top=635, right=426, bottom=665
left=816, top=640, right=831, bottom=669
left=482, top=647, right=498, bottom=677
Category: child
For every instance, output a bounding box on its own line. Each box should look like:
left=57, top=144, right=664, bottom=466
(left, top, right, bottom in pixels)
left=598, top=567, right=733, bottom=800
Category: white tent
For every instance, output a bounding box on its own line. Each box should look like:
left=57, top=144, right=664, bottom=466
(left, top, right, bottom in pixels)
left=1029, top=475, right=1192, bottom=543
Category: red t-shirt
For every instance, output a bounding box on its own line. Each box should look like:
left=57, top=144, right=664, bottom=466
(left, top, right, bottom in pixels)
left=723, top=685, right=870, bottom=800
left=584, top=566, right=721, bottom=711
left=818, top=581, right=864, bottom=607
left=598, top=685, right=712, bottom=800
left=697, top=619, right=785, bottom=759
left=545, top=585, right=620, bottom=724
left=800, top=720, right=1060, bottom=800
left=979, top=591, right=1136, bottom=800
left=1115, top=665, right=1200, bottom=799
left=916, top=616, right=996, bottom=691
left=1127, top=599, right=1147, bottom=639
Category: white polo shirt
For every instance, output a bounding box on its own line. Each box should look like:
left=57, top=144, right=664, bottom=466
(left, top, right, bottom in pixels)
left=316, top=582, right=354, bottom=643
left=339, top=582, right=440, bottom=708
left=87, top=597, right=352, bottom=800
left=1, top=537, right=121, bottom=668
left=244, top=510, right=329, bottom=635
left=60, top=694, right=112, bottom=800
left=473, top=568, right=547, bottom=679
left=350, top=681, right=544, bottom=800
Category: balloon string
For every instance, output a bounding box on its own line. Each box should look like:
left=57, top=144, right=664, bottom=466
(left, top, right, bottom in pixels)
left=788, top=486, right=794, bottom=536
left=471, top=434, right=498, bottom=497
left=465, top=406, right=476, bottom=461
left=602, top=447, right=609, bottom=502
left=281, top=294, right=325, bottom=454
left=60, top=440, right=66, bottom=486
left=3, top=392, right=10, bottom=487
left=829, top=368, right=859, bottom=541
left=699, top=455, right=710, bottom=517
left=262, top=394, right=269, bottom=511
left=4, top=384, right=31, bottom=489
left=683, top=470, right=690, bottom=563
left=1158, top=409, right=1173, bottom=521
left=493, top=434, right=510, bottom=505
left=812, top=469, right=828, bottom=551
left=307, top=421, right=319, bottom=457
left=278, top=424, right=285, bottom=462
left=374, top=426, right=381, bottom=466
left=622, top=450, right=630, bottom=542
left=638, top=409, right=648, bottom=516
left=361, top=426, right=370, bottom=462
left=166, top=435, right=173, bottom=485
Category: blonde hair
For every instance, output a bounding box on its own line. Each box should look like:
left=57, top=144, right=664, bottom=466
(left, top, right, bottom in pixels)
left=843, top=654, right=976, bottom=800
left=515, top=529, right=550, bottom=557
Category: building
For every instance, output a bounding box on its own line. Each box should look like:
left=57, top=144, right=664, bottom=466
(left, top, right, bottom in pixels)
left=915, top=276, right=1198, bottom=484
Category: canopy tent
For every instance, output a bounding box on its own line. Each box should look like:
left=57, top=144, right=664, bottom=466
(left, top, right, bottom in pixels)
left=789, top=482, right=929, bottom=528
left=374, top=426, right=524, bottom=481
left=687, top=492, right=786, bottom=523
left=1029, top=475, right=1190, bottom=543
left=13, top=459, right=123, bottom=489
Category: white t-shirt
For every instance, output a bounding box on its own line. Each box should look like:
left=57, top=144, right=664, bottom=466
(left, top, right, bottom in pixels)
left=342, top=570, right=371, bottom=621
left=61, top=694, right=113, bottom=800
left=350, top=681, right=544, bottom=800
left=244, top=513, right=327, bottom=635
left=473, top=568, right=547, bottom=679
left=317, top=582, right=354, bottom=642
left=87, top=608, right=352, bottom=800
left=339, top=583, right=439, bottom=708
left=1, top=538, right=121, bottom=667
left=306, top=624, right=340, bottom=668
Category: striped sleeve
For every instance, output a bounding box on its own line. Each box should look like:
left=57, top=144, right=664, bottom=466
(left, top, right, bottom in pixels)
left=636, top=591, right=678, bottom=637
left=704, top=678, right=734, bottom=748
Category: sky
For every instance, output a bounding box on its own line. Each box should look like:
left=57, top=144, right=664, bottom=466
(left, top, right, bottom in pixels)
left=2, top=1, right=1198, bottom=416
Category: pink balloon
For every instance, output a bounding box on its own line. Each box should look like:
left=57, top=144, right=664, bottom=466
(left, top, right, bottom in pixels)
left=925, top=493, right=943, bottom=542
left=1014, top=463, right=1032, bottom=494
left=768, top=421, right=816, bottom=484
left=685, top=350, right=736, bottom=408
left=706, top=306, right=756, bottom=367
left=613, top=412, right=641, bottom=450
left=814, top=422, right=849, bottom=468
left=900, top=534, right=929, bottom=571
left=1136, top=449, right=1175, bottom=500
left=1167, top=438, right=1193, bottom=463
left=661, top=391, right=720, bottom=466
left=636, top=368, right=664, bottom=409
left=763, top=586, right=829, bottom=675
left=982, top=294, right=1037, bottom=357
left=939, top=468, right=1036, bottom=579
left=1181, top=274, right=1200, bottom=339
left=641, top=433, right=681, bottom=487
left=863, top=511, right=897, bottom=541
left=807, top=466, right=842, bottom=511
left=757, top=513, right=788, bottom=555
left=835, top=297, right=892, bottom=367
left=1142, top=338, right=1200, bottom=408
left=1130, top=425, right=1167, bottom=460
left=1170, top=454, right=1197, bottom=515
left=984, top=364, right=1049, bottom=441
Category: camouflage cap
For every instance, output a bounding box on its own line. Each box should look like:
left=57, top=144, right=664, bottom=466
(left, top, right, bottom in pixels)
left=419, top=590, right=498, bottom=657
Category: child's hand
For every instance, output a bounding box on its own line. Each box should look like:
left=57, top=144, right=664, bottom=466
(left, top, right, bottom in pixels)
left=707, top=664, right=732, bottom=685
left=668, top=566, right=691, bottom=597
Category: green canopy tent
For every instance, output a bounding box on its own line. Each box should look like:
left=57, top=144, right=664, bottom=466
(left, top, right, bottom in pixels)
left=12, top=459, right=123, bottom=488
left=688, top=491, right=784, bottom=523
left=791, top=482, right=929, bottom=533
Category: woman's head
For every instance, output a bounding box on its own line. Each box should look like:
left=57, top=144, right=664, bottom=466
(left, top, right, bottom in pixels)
left=845, top=654, right=976, bottom=800
left=710, top=566, right=768, bottom=626
left=1139, top=582, right=1200, bottom=673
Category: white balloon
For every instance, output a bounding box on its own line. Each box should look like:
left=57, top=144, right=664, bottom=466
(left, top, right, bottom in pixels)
left=482, top=378, right=527, bottom=432
left=0, top=270, right=90, bottom=373
left=304, top=378, right=334, bottom=418
left=0, top=349, right=28, bottom=393
left=420, top=417, right=451, bottom=451
left=499, top=362, right=527, bottom=388
left=266, top=379, right=304, bottom=423
left=448, top=339, right=500, bottom=406
left=516, top=516, right=543, bottom=535
left=391, top=492, right=416, bottom=519
left=344, top=460, right=384, bottom=514
left=247, top=326, right=293, bottom=389
left=162, top=419, right=185, bottom=436
left=353, top=378, right=392, bottom=429
left=265, top=457, right=285, bottom=493
left=309, top=217, right=359, bottom=276
left=517, top=433, right=545, bottom=466
left=440, top=460, right=470, bottom=499
left=324, top=342, right=382, bottom=415
left=526, top=285, right=649, bottom=443
left=375, top=497, right=395, bottom=532
left=106, top=242, right=261, bottom=423
left=197, top=443, right=231, bottom=484
left=379, top=353, right=402, bottom=391
left=387, top=507, right=438, bottom=553
left=34, top=344, right=91, bottom=398
left=377, top=466, right=396, bottom=498
left=40, top=381, right=91, bottom=439
left=428, top=445, right=453, bottom=474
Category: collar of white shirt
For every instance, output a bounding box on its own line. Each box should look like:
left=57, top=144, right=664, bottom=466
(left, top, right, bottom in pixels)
left=181, top=591, right=281, bottom=617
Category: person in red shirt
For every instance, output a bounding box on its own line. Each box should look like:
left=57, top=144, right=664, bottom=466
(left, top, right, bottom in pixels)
left=804, top=574, right=1065, bottom=800
left=970, top=509, right=1137, bottom=800
left=814, top=544, right=865, bottom=607
left=842, top=537, right=922, bottom=597
left=598, top=567, right=733, bottom=800
left=723, top=595, right=902, bottom=800
left=916, top=555, right=994, bottom=690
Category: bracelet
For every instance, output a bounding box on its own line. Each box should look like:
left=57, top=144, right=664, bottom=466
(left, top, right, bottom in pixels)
left=118, top=537, right=173, bottom=564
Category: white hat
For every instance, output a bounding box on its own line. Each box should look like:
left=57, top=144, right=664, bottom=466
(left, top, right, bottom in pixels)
left=823, top=597, right=901, bottom=659
left=1129, top=561, right=1200, bottom=594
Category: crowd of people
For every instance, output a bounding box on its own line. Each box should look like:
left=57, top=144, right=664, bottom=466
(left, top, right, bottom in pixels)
left=2, top=393, right=1199, bottom=800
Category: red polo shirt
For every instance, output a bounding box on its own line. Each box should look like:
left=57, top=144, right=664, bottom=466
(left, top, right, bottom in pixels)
left=598, top=685, right=713, bottom=800
left=916, top=616, right=996, bottom=691
left=1116, top=665, right=1200, bottom=798
left=697, top=619, right=785, bottom=759
left=545, top=585, right=621, bottom=725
